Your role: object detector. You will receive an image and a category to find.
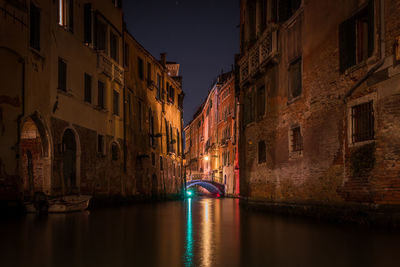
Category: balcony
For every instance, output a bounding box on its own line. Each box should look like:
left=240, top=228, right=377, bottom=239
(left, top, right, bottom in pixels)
left=239, top=27, right=278, bottom=86
left=97, top=52, right=124, bottom=84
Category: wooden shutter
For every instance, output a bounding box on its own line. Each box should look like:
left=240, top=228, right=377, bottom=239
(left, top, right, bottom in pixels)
left=339, top=18, right=356, bottom=73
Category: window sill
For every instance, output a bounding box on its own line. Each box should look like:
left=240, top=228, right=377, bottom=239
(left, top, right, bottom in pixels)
left=289, top=150, right=303, bottom=160
left=57, top=88, right=73, bottom=97
left=287, top=95, right=301, bottom=105
left=348, top=139, right=375, bottom=148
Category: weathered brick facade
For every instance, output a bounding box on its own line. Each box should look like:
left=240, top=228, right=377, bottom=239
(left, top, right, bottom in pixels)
left=238, top=0, right=400, bottom=209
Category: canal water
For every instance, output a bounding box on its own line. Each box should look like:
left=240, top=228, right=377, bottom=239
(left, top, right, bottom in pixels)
left=1, top=197, right=400, bottom=267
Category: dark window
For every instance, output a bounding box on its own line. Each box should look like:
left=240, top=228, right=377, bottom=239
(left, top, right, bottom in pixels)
left=244, top=90, right=255, bottom=125
left=97, top=134, right=104, bottom=154
left=110, top=32, right=118, bottom=62
left=138, top=57, right=144, bottom=80
left=289, top=58, right=302, bottom=100
left=258, top=141, right=266, bottom=163
left=351, top=101, right=374, bottom=143
left=138, top=101, right=142, bottom=130
left=151, top=152, right=155, bottom=166
left=177, top=129, right=180, bottom=156
left=113, top=90, right=119, bottom=115
left=58, top=58, right=67, bottom=91
left=149, top=108, right=154, bottom=147
left=83, top=3, right=92, bottom=44
left=124, top=42, right=129, bottom=67
left=147, top=63, right=152, bottom=81
left=30, top=2, right=40, bottom=50
left=260, top=0, right=267, bottom=31
left=95, top=19, right=107, bottom=51
left=98, top=81, right=105, bottom=109
left=84, top=73, right=92, bottom=103
left=257, top=85, right=266, bottom=118
left=278, top=0, right=301, bottom=22
left=156, top=74, right=161, bottom=100
left=127, top=91, right=132, bottom=123
left=111, top=142, right=118, bottom=160
left=160, top=156, right=163, bottom=170
left=291, top=127, right=303, bottom=152
left=339, top=0, right=374, bottom=73
left=165, top=119, right=169, bottom=152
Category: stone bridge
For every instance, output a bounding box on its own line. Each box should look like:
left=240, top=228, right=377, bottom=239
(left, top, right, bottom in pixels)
left=186, top=180, right=225, bottom=196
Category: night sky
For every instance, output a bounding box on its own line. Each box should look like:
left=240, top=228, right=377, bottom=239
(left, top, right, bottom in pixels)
left=123, top=0, right=240, bottom=125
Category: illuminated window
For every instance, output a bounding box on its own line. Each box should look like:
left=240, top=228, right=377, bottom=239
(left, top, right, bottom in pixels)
left=58, top=0, right=73, bottom=32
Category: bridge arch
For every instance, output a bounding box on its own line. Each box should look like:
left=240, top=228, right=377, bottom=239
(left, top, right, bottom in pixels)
left=186, top=180, right=224, bottom=195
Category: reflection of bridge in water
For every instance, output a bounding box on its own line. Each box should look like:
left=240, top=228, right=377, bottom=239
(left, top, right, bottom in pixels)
left=186, top=180, right=225, bottom=196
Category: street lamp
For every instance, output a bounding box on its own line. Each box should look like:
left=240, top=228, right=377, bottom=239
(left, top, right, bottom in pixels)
left=204, top=156, right=209, bottom=161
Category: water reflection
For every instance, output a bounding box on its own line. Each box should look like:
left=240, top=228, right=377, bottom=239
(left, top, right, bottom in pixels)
left=0, top=198, right=400, bottom=267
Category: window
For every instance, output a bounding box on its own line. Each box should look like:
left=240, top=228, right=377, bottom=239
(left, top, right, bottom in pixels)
left=147, top=63, right=152, bottom=81
left=110, top=31, right=118, bottom=62
left=58, top=57, right=67, bottom=91
left=258, top=140, right=266, bottom=163
left=168, top=85, right=175, bottom=103
left=113, top=90, right=119, bottom=115
left=95, top=19, right=107, bottom=51
left=165, top=119, right=169, bottom=152
left=160, top=156, right=163, bottom=170
left=339, top=1, right=374, bottom=73
left=291, top=126, right=303, bottom=152
left=124, top=43, right=129, bottom=67
left=138, top=101, right=143, bottom=130
left=83, top=3, right=92, bottom=44
left=113, top=0, right=122, bottom=8
left=351, top=101, right=374, bottom=143
left=177, top=129, right=180, bottom=156
left=138, top=57, right=144, bottom=80
left=84, top=73, right=92, bottom=103
left=257, top=85, right=266, bottom=118
left=111, top=142, right=119, bottom=160
left=149, top=108, right=154, bottom=147
left=244, top=90, right=255, bottom=125
left=278, top=0, right=301, bottom=22
left=156, top=74, right=161, bottom=100
left=58, top=0, right=73, bottom=32
left=98, top=81, right=105, bottom=109
left=30, top=2, right=40, bottom=51
left=288, top=58, right=302, bottom=100
left=97, top=134, right=105, bottom=154
left=151, top=152, right=155, bottom=166
left=127, top=91, right=132, bottom=123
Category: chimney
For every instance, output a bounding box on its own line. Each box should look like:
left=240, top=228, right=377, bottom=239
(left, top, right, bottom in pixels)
left=160, top=53, right=167, bottom=66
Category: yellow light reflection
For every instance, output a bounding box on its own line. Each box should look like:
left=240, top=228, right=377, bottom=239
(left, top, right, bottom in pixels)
left=201, top=200, right=212, bottom=267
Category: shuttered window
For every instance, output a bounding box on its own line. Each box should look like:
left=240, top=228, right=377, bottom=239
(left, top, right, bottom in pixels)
left=110, top=31, right=118, bottom=62
left=138, top=57, right=144, bottom=80
left=113, top=90, right=119, bottom=116
left=291, top=127, right=303, bottom=152
left=289, top=57, right=302, bottom=99
left=351, top=101, right=374, bottom=143
left=258, top=140, right=266, bottom=163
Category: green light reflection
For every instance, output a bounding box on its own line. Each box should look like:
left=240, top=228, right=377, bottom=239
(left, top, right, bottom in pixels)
left=184, top=198, right=193, bottom=267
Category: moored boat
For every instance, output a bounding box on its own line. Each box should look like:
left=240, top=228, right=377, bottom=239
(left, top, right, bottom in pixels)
left=25, top=194, right=91, bottom=213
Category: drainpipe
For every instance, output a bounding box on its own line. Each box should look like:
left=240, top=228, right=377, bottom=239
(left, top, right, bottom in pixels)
left=344, top=0, right=386, bottom=102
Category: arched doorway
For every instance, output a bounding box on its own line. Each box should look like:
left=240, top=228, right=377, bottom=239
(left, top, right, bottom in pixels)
left=62, top=129, right=77, bottom=194
left=20, top=117, right=48, bottom=198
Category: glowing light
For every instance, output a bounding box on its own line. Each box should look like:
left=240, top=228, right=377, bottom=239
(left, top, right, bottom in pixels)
left=204, top=156, right=209, bottom=161
left=186, top=191, right=193, bottom=197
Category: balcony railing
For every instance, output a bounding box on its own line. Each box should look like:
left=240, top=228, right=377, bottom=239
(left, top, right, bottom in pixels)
left=239, top=28, right=278, bottom=85
left=97, top=52, right=124, bottom=84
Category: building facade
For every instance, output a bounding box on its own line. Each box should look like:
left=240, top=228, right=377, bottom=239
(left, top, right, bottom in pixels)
left=124, top=32, right=184, bottom=197
left=184, top=72, right=239, bottom=196
left=237, top=0, right=400, bottom=206
left=0, top=0, right=184, bottom=203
